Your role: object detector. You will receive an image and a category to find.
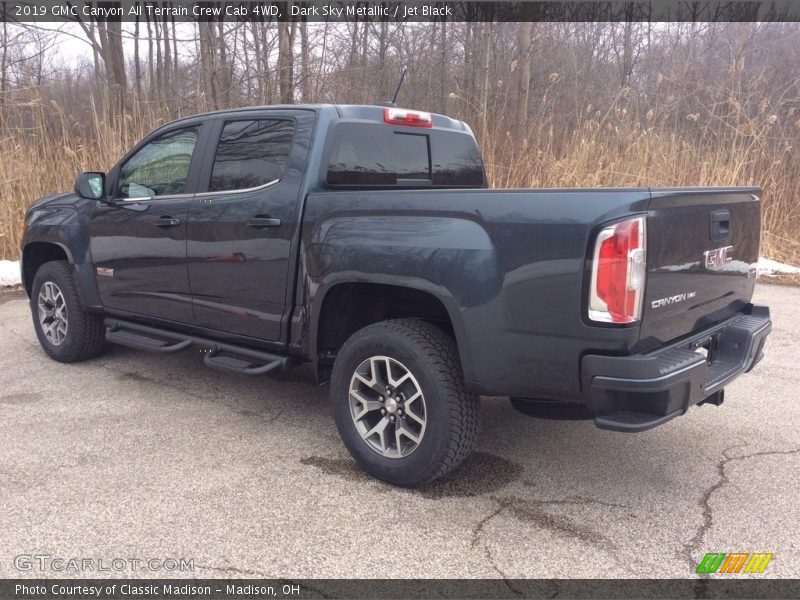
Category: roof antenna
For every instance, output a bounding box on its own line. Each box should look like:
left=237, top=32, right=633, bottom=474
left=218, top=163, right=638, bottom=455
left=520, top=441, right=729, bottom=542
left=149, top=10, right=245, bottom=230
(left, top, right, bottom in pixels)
left=377, top=67, right=407, bottom=108
left=390, top=68, right=407, bottom=106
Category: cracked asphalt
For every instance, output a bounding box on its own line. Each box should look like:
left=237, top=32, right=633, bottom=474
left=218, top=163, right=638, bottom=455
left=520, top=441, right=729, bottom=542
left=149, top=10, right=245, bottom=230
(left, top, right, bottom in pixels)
left=0, top=283, right=798, bottom=579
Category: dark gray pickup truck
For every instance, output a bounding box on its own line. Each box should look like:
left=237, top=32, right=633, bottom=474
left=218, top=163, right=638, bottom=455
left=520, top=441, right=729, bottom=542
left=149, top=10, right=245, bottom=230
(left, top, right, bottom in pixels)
left=20, top=104, right=772, bottom=486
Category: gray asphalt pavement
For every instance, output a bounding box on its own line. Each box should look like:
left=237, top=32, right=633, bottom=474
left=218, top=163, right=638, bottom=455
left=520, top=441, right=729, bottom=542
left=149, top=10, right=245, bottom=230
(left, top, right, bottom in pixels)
left=0, top=284, right=798, bottom=579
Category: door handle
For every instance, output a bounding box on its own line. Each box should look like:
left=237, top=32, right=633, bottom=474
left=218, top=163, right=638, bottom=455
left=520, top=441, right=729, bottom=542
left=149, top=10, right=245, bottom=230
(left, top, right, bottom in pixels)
left=154, top=216, right=181, bottom=228
left=247, top=216, right=281, bottom=229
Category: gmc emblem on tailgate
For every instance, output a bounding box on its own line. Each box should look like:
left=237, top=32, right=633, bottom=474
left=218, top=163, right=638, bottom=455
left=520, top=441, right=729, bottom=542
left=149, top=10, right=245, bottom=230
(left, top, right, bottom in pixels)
left=704, top=245, right=734, bottom=271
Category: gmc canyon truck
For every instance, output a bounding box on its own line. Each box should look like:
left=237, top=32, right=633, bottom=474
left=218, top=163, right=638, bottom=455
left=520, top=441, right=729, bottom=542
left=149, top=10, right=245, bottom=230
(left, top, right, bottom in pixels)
left=21, top=105, right=772, bottom=486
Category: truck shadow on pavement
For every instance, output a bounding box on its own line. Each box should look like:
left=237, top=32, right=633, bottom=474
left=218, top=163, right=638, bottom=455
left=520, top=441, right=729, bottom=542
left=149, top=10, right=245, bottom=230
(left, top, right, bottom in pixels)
left=99, top=342, right=735, bottom=519
left=300, top=451, right=524, bottom=499
left=104, top=344, right=531, bottom=499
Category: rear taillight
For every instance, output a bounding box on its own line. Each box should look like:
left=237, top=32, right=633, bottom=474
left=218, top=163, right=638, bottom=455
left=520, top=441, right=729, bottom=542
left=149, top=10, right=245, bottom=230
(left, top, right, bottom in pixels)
left=588, top=216, right=647, bottom=324
left=384, top=107, right=433, bottom=128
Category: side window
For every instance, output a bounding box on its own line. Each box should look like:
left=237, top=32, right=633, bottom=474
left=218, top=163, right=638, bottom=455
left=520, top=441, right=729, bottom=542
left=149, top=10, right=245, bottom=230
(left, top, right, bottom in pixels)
left=209, top=119, right=295, bottom=192
left=118, top=126, right=200, bottom=198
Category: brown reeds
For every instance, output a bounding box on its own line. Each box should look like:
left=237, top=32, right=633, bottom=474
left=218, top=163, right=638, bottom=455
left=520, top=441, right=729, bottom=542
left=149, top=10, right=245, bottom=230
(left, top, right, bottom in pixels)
left=1, top=86, right=799, bottom=264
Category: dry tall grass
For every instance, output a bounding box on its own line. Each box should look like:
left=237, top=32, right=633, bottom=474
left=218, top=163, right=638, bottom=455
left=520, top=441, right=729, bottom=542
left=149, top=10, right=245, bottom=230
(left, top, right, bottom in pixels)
left=480, top=83, right=800, bottom=264
left=1, top=96, right=165, bottom=259
left=1, top=90, right=799, bottom=264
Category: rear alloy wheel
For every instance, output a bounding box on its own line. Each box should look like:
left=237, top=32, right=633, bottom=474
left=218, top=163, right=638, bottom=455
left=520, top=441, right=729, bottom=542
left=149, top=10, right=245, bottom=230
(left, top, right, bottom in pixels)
left=331, top=319, right=479, bottom=487
left=349, top=355, right=428, bottom=459
left=31, top=261, right=105, bottom=363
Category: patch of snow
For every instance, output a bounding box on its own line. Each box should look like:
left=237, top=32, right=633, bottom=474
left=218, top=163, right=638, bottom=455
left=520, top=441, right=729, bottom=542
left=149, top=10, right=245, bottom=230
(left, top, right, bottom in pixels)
left=660, top=261, right=701, bottom=272
left=758, top=257, right=800, bottom=277
left=718, top=259, right=753, bottom=274
left=0, top=260, right=21, bottom=287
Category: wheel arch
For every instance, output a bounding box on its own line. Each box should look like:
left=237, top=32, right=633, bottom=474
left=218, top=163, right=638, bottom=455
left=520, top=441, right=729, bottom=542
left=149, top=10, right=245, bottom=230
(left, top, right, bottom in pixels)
left=21, top=241, right=72, bottom=296
left=21, top=239, right=102, bottom=310
left=311, top=277, right=473, bottom=385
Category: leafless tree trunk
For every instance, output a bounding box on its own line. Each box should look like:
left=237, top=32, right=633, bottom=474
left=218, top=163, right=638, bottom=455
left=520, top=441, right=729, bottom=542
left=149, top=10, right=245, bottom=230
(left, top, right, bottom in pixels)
left=300, top=19, right=311, bottom=102
left=259, top=22, right=275, bottom=104
left=250, top=21, right=264, bottom=102
left=154, top=15, right=163, bottom=104
left=0, top=20, right=7, bottom=127
left=278, top=11, right=295, bottom=103
left=438, top=20, right=448, bottom=112
left=378, top=20, right=388, bottom=102
left=478, top=22, right=493, bottom=136
left=75, top=11, right=127, bottom=114
left=516, top=22, right=533, bottom=126
left=171, top=10, right=179, bottom=77
left=619, top=21, right=634, bottom=89
left=146, top=13, right=154, bottom=102
left=348, top=20, right=360, bottom=101
left=1, top=20, right=8, bottom=96
left=163, top=12, right=173, bottom=108
left=199, top=21, right=218, bottom=110
left=359, top=20, right=369, bottom=102
left=133, top=11, right=141, bottom=104
left=314, top=22, right=329, bottom=101
left=217, top=20, right=231, bottom=107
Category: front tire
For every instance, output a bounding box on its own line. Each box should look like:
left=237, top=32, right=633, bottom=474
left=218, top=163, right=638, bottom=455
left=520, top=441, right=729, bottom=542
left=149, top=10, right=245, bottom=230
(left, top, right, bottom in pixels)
left=31, top=261, right=105, bottom=363
left=330, top=319, right=479, bottom=487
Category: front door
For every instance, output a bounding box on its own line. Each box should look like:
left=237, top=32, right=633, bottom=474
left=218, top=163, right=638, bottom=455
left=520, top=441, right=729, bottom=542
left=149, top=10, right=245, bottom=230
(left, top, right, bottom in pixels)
left=187, top=112, right=311, bottom=341
left=90, top=123, right=205, bottom=324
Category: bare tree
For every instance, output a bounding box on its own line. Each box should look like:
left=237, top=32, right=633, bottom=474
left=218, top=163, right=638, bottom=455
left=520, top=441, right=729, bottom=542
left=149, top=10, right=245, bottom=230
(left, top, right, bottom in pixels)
left=277, top=10, right=295, bottom=103
left=72, top=5, right=128, bottom=113
left=515, top=22, right=533, bottom=125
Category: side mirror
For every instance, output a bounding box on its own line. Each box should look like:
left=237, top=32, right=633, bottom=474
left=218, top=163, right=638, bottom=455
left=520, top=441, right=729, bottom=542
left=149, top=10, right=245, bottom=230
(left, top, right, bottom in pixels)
left=74, top=172, right=106, bottom=200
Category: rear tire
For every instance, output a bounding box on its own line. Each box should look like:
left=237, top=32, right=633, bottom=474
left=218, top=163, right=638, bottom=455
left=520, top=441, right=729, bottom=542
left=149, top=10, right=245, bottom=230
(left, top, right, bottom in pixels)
left=31, top=261, right=105, bottom=363
left=330, top=319, right=479, bottom=487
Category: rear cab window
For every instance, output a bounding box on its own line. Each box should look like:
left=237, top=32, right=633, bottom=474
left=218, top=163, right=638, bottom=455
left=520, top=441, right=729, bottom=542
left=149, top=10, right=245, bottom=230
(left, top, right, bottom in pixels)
left=325, top=121, right=485, bottom=188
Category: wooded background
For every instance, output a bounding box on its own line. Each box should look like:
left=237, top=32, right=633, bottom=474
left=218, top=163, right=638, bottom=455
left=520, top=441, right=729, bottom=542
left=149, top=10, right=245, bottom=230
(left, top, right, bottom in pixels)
left=1, top=14, right=799, bottom=262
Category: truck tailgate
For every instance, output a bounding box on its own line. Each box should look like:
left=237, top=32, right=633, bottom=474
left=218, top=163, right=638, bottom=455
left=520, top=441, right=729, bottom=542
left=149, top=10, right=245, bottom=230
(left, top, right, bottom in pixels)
left=639, top=188, right=761, bottom=345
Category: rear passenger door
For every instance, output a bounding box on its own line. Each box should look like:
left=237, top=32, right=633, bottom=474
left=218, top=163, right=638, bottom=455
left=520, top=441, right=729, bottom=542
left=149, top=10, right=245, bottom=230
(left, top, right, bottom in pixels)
left=187, top=111, right=313, bottom=342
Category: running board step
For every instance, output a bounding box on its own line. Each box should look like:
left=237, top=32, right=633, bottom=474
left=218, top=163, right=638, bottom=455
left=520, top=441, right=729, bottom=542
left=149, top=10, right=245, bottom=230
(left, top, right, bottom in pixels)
left=106, top=328, right=192, bottom=353
left=104, top=318, right=292, bottom=375
left=203, top=352, right=284, bottom=376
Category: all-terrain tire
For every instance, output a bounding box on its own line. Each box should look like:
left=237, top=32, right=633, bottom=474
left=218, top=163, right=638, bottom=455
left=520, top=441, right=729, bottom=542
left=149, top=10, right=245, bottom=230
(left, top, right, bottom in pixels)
left=330, top=318, right=479, bottom=487
left=30, top=261, right=106, bottom=363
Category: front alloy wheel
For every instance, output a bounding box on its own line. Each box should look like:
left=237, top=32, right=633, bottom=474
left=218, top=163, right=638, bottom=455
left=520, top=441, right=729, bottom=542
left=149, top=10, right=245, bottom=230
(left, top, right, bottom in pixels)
left=37, top=281, right=69, bottom=346
left=30, top=261, right=105, bottom=363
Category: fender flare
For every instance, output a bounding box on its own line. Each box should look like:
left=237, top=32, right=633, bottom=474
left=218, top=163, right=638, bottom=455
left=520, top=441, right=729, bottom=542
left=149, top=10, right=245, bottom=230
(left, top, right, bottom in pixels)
left=309, top=272, right=476, bottom=385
